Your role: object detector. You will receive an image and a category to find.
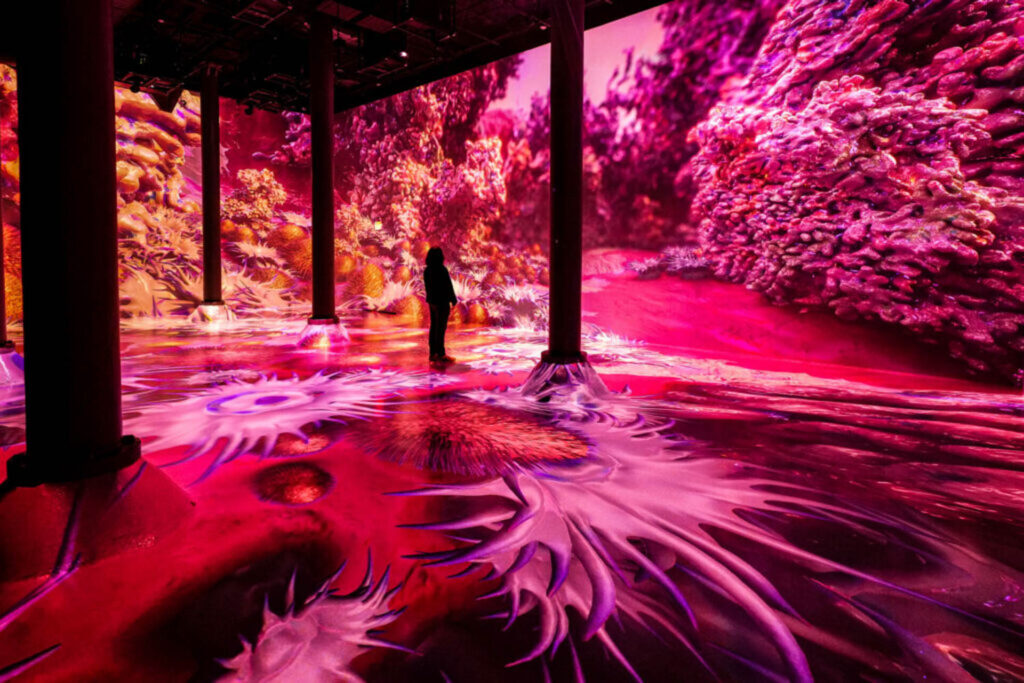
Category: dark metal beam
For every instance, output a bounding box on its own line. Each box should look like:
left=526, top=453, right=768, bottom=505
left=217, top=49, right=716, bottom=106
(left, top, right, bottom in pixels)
left=335, top=0, right=665, bottom=112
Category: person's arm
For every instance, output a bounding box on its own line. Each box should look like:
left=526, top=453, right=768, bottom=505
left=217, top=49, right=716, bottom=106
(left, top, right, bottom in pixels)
left=446, top=268, right=458, bottom=305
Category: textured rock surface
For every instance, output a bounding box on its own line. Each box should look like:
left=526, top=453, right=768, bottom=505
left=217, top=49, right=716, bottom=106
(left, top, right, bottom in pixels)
left=691, top=0, right=1024, bottom=382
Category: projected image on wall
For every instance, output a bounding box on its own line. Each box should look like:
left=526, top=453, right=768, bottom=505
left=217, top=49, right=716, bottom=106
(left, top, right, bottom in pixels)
left=4, top=2, right=1021, bottom=384
left=1, top=2, right=1024, bottom=680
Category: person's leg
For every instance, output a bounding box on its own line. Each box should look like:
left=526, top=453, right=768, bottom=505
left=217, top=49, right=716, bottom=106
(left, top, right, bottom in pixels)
left=428, top=304, right=443, bottom=358
left=439, top=303, right=450, bottom=359
left=428, top=305, right=438, bottom=357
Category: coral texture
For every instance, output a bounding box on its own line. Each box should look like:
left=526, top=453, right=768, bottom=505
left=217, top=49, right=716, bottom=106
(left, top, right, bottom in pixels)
left=690, top=0, right=1024, bottom=381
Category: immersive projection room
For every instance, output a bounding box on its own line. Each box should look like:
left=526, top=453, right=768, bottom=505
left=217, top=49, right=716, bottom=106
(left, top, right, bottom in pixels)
left=1, top=0, right=1023, bottom=680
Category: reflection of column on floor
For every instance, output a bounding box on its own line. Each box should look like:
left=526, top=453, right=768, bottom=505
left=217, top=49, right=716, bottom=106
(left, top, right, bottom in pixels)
left=0, top=0, right=191, bottom=582
left=195, top=63, right=232, bottom=324
left=526, top=0, right=606, bottom=396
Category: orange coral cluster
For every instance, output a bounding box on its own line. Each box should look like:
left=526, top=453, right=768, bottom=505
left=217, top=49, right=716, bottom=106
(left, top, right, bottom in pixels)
left=114, top=89, right=200, bottom=209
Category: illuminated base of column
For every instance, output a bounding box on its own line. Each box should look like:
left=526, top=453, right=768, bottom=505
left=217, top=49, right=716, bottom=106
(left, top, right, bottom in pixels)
left=189, top=300, right=235, bottom=325
left=521, top=351, right=610, bottom=401
left=298, top=316, right=349, bottom=350
left=0, top=436, right=194, bottom=581
left=0, top=340, right=24, bottom=385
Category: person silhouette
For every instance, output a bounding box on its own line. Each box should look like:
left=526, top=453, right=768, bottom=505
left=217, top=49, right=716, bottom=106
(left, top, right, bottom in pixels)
left=424, top=247, right=458, bottom=363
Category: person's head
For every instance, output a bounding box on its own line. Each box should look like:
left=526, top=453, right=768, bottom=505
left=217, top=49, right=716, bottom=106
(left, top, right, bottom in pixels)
left=426, top=246, right=444, bottom=267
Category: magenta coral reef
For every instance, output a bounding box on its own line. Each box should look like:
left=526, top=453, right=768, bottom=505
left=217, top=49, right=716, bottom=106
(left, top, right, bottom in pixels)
left=690, top=0, right=1024, bottom=381
left=1, top=0, right=1023, bottom=380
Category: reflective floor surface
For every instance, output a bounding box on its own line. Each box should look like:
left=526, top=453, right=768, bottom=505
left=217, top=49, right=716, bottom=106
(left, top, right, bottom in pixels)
left=0, top=313, right=1022, bottom=682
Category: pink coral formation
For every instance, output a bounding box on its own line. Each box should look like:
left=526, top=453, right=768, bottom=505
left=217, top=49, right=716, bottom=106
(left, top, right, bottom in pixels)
left=223, top=168, right=289, bottom=229
left=586, top=0, right=787, bottom=247
left=334, top=57, right=520, bottom=253
left=690, top=0, right=1024, bottom=381
left=1, top=1, right=1022, bottom=377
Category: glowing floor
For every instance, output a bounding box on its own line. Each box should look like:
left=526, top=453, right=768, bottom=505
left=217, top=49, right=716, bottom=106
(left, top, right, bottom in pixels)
left=1, top=317, right=1023, bottom=681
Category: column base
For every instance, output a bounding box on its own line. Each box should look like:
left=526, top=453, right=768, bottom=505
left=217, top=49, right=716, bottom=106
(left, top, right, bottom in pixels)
left=190, top=300, right=235, bottom=325
left=6, top=435, right=141, bottom=487
left=307, top=315, right=340, bottom=325
left=0, top=340, right=23, bottom=385
left=522, top=352, right=610, bottom=401
left=540, top=349, right=588, bottom=365
left=0, top=440, right=194, bottom=581
left=298, top=317, right=349, bottom=350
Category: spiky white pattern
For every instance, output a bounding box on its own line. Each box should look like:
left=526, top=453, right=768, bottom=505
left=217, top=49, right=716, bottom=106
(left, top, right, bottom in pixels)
left=581, top=329, right=677, bottom=369
left=625, top=257, right=663, bottom=278
left=219, top=562, right=405, bottom=683
left=402, top=413, right=815, bottom=681
left=491, top=284, right=549, bottom=330
left=279, top=212, right=311, bottom=227
left=401, top=400, right=976, bottom=682
left=660, top=246, right=710, bottom=275
left=398, top=250, right=420, bottom=271
left=363, top=281, right=417, bottom=312
left=227, top=241, right=284, bottom=269
left=451, top=275, right=482, bottom=304
left=495, top=283, right=547, bottom=305
left=127, top=369, right=433, bottom=481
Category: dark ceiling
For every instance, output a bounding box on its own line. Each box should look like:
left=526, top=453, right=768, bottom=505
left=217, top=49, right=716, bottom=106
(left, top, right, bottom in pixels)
left=107, top=0, right=667, bottom=114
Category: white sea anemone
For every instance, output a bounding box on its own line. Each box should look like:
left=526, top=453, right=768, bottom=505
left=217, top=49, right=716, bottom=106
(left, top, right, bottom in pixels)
left=219, top=561, right=406, bottom=683
left=127, top=369, right=433, bottom=482
left=451, top=275, right=483, bottom=304
left=398, top=391, right=988, bottom=682
left=363, top=280, right=417, bottom=312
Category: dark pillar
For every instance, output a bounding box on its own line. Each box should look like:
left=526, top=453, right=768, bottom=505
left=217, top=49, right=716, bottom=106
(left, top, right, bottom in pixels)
left=201, top=65, right=223, bottom=305
left=543, top=0, right=585, bottom=364
left=308, top=12, right=337, bottom=324
left=8, top=0, right=138, bottom=484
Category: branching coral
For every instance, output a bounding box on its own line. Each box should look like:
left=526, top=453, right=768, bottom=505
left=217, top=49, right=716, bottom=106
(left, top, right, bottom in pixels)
left=223, top=168, right=288, bottom=230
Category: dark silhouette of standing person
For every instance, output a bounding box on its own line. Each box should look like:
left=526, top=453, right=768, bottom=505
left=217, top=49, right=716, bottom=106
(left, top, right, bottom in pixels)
left=424, top=247, right=458, bottom=363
